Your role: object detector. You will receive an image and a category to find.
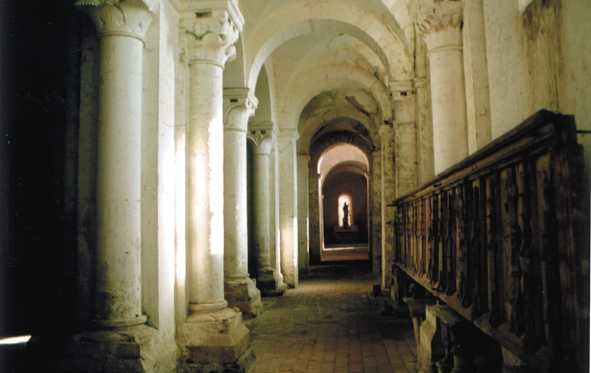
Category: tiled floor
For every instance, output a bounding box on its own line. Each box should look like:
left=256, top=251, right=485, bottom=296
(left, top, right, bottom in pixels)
left=321, top=246, right=370, bottom=262
left=248, top=265, right=417, bottom=373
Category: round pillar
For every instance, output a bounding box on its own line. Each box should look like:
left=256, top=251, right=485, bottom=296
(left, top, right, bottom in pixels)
left=277, top=129, right=299, bottom=288
left=223, top=88, right=262, bottom=315
left=379, top=124, right=395, bottom=291
left=86, top=1, right=153, bottom=329
left=253, top=140, right=273, bottom=273
left=419, top=0, right=468, bottom=174
left=179, top=2, right=253, bottom=371
left=186, top=57, right=228, bottom=312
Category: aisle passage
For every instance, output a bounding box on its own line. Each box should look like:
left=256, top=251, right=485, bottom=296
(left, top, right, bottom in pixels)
left=249, top=266, right=417, bottom=373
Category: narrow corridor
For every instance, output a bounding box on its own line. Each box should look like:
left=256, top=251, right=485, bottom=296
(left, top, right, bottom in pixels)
left=249, top=266, right=417, bottom=373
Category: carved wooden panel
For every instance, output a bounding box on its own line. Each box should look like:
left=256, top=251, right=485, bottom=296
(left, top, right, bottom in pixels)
left=390, top=111, right=588, bottom=372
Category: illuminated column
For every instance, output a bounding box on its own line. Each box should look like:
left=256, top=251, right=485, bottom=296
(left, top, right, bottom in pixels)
left=391, top=80, right=418, bottom=196
left=379, top=124, right=395, bottom=291
left=81, top=0, right=154, bottom=329
left=278, top=128, right=299, bottom=288
left=250, top=125, right=284, bottom=296
left=270, top=138, right=287, bottom=290
left=223, top=88, right=262, bottom=316
left=297, top=154, right=310, bottom=272
left=419, top=0, right=468, bottom=174
left=179, top=2, right=252, bottom=370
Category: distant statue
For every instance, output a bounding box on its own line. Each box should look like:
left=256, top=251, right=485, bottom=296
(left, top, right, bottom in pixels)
left=342, top=202, right=350, bottom=229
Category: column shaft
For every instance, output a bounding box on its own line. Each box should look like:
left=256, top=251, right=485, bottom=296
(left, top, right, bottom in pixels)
left=278, top=132, right=299, bottom=287
left=254, top=149, right=272, bottom=271
left=297, top=154, right=310, bottom=272
left=187, top=60, right=226, bottom=312
left=95, top=30, right=145, bottom=328
left=252, top=138, right=283, bottom=296
left=224, top=121, right=248, bottom=279
left=380, top=125, right=395, bottom=291
left=392, top=81, right=419, bottom=196
left=429, top=43, right=468, bottom=173
left=419, top=2, right=468, bottom=174
left=223, top=89, right=262, bottom=315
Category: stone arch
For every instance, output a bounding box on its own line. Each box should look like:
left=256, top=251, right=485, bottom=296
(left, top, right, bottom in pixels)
left=245, top=0, right=412, bottom=89
left=299, top=111, right=380, bottom=154
left=310, top=131, right=374, bottom=169
left=278, top=65, right=392, bottom=129
left=307, top=131, right=377, bottom=265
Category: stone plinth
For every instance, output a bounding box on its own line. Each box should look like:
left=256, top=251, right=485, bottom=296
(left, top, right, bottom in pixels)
left=224, top=278, right=263, bottom=317
left=178, top=308, right=254, bottom=373
left=26, top=326, right=177, bottom=373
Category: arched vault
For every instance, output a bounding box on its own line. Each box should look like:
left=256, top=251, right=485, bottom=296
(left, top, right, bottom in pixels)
left=244, top=0, right=413, bottom=89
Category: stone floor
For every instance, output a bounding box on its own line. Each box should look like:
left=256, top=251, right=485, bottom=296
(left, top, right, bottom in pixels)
left=247, top=265, right=417, bottom=373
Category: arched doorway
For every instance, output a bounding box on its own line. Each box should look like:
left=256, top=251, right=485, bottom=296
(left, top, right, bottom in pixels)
left=314, top=142, right=371, bottom=264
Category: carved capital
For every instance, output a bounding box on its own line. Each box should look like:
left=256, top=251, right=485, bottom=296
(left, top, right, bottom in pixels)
left=249, top=120, right=275, bottom=152
left=417, top=0, right=463, bottom=35
left=378, top=124, right=394, bottom=138
left=390, top=79, right=415, bottom=101
left=180, top=0, right=243, bottom=66
left=224, top=87, right=258, bottom=131
left=77, top=0, right=156, bottom=42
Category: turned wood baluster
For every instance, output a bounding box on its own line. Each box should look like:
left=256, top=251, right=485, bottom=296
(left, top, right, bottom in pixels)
left=506, top=166, right=524, bottom=335
left=486, top=172, right=502, bottom=326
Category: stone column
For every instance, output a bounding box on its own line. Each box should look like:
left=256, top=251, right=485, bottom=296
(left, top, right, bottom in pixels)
left=223, top=87, right=262, bottom=316
left=58, top=2, right=176, bottom=372
left=271, top=138, right=287, bottom=290
left=463, top=0, right=492, bottom=153
left=80, top=0, right=154, bottom=331
left=414, top=77, right=435, bottom=184
left=413, top=24, right=435, bottom=185
left=379, top=124, right=395, bottom=291
left=278, top=128, right=299, bottom=288
left=371, top=149, right=382, bottom=274
left=297, top=154, right=311, bottom=273
left=308, top=166, right=322, bottom=265
left=179, top=2, right=252, bottom=371
left=419, top=0, right=468, bottom=174
left=391, top=80, right=419, bottom=196
left=250, top=125, right=284, bottom=296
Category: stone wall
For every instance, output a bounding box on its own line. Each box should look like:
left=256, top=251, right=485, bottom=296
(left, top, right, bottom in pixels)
left=482, top=0, right=591, bottom=141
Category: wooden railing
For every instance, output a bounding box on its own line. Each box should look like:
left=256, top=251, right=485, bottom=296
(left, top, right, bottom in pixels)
left=391, top=110, right=589, bottom=372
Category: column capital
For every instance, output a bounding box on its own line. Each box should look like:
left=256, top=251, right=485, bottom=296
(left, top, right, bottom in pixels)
left=389, top=79, right=415, bottom=101
left=76, top=0, right=156, bottom=42
left=378, top=124, right=394, bottom=138
left=249, top=120, right=275, bottom=150
left=224, top=87, right=258, bottom=131
left=417, top=0, right=463, bottom=35
left=180, top=0, right=244, bottom=67
left=417, top=0, right=463, bottom=53
left=390, top=80, right=417, bottom=125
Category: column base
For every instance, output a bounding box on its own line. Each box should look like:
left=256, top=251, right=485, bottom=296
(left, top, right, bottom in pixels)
left=24, top=324, right=178, bottom=373
left=256, top=269, right=286, bottom=297
left=178, top=307, right=254, bottom=373
left=225, top=277, right=263, bottom=317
